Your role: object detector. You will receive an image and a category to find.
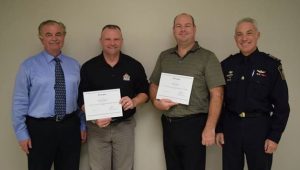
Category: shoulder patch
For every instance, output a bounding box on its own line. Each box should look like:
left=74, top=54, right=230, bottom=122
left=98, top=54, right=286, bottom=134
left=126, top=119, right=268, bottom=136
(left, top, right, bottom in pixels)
left=278, top=65, right=286, bottom=80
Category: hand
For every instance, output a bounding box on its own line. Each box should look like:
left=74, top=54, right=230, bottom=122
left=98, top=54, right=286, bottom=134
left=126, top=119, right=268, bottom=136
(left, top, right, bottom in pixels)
left=154, top=99, right=178, bottom=111
left=19, top=139, right=32, bottom=154
left=81, top=130, right=87, bottom=143
left=202, top=127, right=215, bottom=146
left=120, top=96, right=135, bottom=111
left=96, top=118, right=112, bottom=128
left=264, top=139, right=278, bottom=154
left=81, top=105, right=85, bottom=112
left=216, top=133, right=224, bottom=147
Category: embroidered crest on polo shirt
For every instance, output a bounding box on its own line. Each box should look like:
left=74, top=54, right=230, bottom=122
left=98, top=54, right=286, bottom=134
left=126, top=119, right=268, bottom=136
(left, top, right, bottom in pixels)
left=123, top=73, right=130, bottom=81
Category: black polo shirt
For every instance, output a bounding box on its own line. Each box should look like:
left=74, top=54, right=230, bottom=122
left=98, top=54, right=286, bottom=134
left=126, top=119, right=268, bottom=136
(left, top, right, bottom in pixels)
left=78, top=52, right=149, bottom=122
left=219, top=49, right=290, bottom=143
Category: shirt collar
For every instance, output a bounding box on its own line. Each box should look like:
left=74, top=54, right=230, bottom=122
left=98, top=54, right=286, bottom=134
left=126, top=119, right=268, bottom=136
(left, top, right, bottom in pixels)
left=170, top=41, right=200, bottom=54
left=98, top=52, right=123, bottom=67
left=239, top=48, right=260, bottom=64
left=42, top=50, right=64, bottom=63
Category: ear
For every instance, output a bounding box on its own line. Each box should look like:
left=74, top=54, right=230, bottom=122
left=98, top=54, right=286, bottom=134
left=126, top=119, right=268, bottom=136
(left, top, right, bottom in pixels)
left=257, top=31, right=261, bottom=38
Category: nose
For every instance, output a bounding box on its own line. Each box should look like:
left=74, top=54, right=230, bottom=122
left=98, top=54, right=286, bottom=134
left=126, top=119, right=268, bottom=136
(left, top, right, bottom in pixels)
left=180, top=26, right=186, bottom=31
left=240, top=34, right=247, bottom=42
left=50, top=35, right=58, bottom=41
left=110, top=40, right=116, bottom=46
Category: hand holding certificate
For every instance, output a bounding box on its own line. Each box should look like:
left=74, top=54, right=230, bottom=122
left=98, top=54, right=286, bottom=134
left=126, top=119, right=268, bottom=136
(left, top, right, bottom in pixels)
left=156, top=73, right=194, bottom=105
left=83, top=89, right=123, bottom=121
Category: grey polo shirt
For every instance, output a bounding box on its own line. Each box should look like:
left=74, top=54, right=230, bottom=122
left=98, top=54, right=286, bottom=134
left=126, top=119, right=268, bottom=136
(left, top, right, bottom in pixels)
left=150, top=42, right=225, bottom=117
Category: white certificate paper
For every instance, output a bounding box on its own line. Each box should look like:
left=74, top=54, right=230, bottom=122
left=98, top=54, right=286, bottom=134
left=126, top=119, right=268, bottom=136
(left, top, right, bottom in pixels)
left=83, top=89, right=123, bottom=121
left=156, top=73, right=194, bottom=105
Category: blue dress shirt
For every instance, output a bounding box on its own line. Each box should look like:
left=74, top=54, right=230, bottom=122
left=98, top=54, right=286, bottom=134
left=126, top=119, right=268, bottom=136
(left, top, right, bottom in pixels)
left=12, top=51, right=86, bottom=141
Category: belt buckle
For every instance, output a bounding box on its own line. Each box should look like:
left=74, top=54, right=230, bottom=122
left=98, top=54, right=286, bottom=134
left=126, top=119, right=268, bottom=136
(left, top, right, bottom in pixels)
left=239, top=112, right=246, bottom=118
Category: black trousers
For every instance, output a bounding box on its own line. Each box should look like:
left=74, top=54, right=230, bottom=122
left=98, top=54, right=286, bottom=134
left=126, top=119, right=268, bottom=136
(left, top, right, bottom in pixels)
left=26, top=115, right=81, bottom=170
left=161, top=114, right=207, bottom=170
left=222, top=114, right=273, bottom=170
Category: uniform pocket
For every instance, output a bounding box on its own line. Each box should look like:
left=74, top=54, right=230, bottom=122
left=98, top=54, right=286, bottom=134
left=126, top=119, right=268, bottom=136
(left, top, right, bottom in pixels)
left=248, top=77, right=270, bottom=99
left=225, top=78, right=239, bottom=100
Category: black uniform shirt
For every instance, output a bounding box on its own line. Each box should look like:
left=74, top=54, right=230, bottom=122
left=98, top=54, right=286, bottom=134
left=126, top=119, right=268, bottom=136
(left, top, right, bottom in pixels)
left=78, top=52, right=149, bottom=122
left=220, top=49, right=290, bottom=143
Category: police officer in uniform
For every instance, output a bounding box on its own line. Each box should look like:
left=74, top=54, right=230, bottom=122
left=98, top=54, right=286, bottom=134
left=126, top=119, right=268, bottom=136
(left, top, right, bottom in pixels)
left=216, top=17, right=290, bottom=170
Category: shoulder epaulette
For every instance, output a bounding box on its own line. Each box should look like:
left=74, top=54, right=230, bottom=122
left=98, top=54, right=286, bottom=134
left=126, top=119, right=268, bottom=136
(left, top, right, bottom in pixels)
left=266, top=53, right=281, bottom=62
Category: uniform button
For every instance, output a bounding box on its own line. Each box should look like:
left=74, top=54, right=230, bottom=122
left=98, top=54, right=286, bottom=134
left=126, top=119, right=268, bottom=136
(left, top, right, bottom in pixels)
left=241, top=76, right=245, bottom=80
left=239, top=112, right=246, bottom=117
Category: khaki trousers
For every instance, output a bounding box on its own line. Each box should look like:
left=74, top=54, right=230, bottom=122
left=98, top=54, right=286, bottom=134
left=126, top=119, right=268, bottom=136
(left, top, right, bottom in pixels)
left=87, top=117, right=136, bottom=170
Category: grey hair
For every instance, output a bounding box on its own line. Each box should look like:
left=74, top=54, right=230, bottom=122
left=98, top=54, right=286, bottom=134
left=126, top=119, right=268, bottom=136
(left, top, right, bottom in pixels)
left=236, top=17, right=258, bottom=31
left=38, top=20, right=66, bottom=36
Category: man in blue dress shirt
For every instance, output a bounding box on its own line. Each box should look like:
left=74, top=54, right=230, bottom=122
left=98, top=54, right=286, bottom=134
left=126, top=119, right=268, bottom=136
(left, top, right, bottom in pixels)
left=12, top=20, right=86, bottom=170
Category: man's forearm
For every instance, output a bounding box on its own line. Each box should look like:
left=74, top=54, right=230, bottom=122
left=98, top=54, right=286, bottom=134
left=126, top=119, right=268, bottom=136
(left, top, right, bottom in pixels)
left=132, top=93, right=148, bottom=107
left=206, top=86, right=224, bottom=129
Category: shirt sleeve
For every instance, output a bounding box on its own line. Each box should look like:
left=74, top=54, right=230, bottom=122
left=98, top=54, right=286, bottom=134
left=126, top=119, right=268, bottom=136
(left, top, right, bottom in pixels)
left=149, top=53, right=163, bottom=85
left=133, top=62, right=149, bottom=96
left=78, top=110, right=87, bottom=131
left=268, top=62, right=290, bottom=143
left=78, top=63, right=88, bottom=108
left=12, top=63, right=30, bottom=141
left=204, top=53, right=225, bottom=89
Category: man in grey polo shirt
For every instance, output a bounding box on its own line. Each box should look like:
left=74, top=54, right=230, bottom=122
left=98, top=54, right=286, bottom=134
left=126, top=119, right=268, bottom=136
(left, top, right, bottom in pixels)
left=149, top=13, right=225, bottom=170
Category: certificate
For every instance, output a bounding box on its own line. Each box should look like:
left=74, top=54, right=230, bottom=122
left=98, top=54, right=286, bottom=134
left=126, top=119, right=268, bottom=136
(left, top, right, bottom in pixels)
left=156, top=73, right=194, bottom=105
left=83, top=89, right=123, bottom=121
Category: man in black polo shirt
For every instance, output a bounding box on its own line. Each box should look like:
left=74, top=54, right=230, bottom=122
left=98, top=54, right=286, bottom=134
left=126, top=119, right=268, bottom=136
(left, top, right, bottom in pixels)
left=78, top=25, right=149, bottom=170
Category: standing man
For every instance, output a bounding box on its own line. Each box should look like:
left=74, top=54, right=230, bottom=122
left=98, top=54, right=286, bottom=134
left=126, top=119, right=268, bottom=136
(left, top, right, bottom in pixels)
left=12, top=20, right=86, bottom=170
left=78, top=24, right=149, bottom=170
left=149, top=13, right=225, bottom=170
left=216, top=17, right=290, bottom=170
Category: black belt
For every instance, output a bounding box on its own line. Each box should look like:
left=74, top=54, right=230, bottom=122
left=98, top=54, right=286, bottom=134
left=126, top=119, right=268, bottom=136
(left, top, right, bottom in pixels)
left=232, top=112, right=269, bottom=118
left=163, top=113, right=207, bottom=122
left=27, top=111, right=78, bottom=122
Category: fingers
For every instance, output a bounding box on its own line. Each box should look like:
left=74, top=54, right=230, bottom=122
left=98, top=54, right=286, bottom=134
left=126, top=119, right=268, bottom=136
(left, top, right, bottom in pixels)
left=215, top=133, right=224, bottom=147
left=160, top=99, right=178, bottom=105
left=19, top=139, right=31, bottom=154
left=157, top=99, right=178, bottom=110
left=21, top=144, right=29, bottom=154
left=202, top=136, right=215, bottom=146
left=81, top=131, right=87, bottom=143
left=28, top=140, right=32, bottom=149
left=264, top=139, right=278, bottom=154
left=120, top=96, right=135, bottom=111
left=96, top=118, right=112, bottom=128
left=81, top=105, right=85, bottom=112
left=202, top=132, right=215, bottom=146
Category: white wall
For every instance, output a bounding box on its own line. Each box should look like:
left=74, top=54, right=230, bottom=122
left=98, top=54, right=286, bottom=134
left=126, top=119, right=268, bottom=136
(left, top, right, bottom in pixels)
left=1, top=0, right=299, bottom=169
